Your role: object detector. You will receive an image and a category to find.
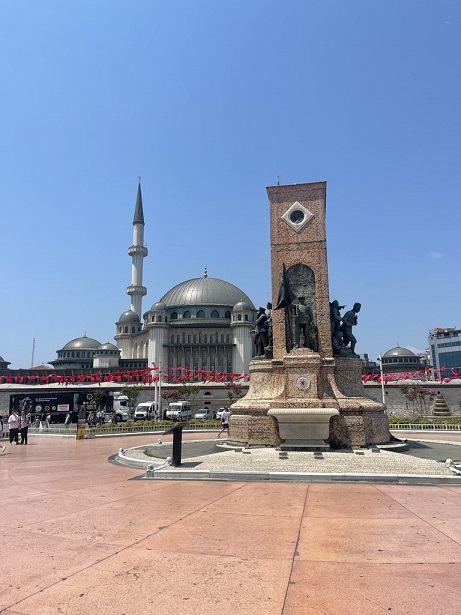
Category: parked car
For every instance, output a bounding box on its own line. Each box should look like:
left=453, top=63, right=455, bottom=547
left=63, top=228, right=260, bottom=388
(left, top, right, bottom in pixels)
left=216, top=407, right=230, bottom=420
left=194, top=408, right=213, bottom=420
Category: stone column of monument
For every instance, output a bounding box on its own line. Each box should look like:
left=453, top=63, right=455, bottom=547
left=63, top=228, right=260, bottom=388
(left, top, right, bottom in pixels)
left=230, top=181, right=390, bottom=449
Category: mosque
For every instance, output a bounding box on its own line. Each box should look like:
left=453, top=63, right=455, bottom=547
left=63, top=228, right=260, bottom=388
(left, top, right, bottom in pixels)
left=48, top=183, right=257, bottom=379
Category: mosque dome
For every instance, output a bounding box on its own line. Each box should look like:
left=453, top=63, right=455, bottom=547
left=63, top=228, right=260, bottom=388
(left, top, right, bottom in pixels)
left=95, top=342, right=119, bottom=352
left=160, top=276, right=256, bottom=309
left=233, top=300, right=252, bottom=311
left=62, top=336, right=102, bottom=350
left=117, top=310, right=141, bottom=323
left=150, top=301, right=167, bottom=311
left=382, top=346, right=416, bottom=358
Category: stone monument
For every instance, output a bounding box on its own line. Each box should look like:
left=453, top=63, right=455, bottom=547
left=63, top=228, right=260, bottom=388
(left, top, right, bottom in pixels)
left=230, top=181, right=390, bottom=449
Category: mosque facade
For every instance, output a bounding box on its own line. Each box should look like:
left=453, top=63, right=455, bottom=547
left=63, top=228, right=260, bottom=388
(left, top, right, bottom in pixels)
left=49, top=183, right=257, bottom=380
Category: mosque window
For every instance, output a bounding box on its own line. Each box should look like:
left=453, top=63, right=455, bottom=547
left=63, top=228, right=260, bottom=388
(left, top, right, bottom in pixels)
left=245, top=314, right=248, bottom=321
left=188, top=334, right=191, bottom=343
left=171, top=335, right=174, bottom=344
left=158, top=315, right=163, bottom=322
left=238, top=314, right=242, bottom=321
left=151, top=315, right=155, bottom=323
left=182, top=333, right=185, bottom=343
left=225, top=311, right=231, bottom=319
left=177, top=335, right=180, bottom=344
left=71, top=352, right=75, bottom=358
left=211, top=310, right=219, bottom=318
left=132, top=327, right=135, bottom=334
left=193, top=334, right=197, bottom=343
left=197, top=310, right=205, bottom=318
left=171, top=311, right=178, bottom=320
left=221, top=334, right=224, bottom=343
left=226, top=334, right=230, bottom=343
left=204, top=334, right=208, bottom=343
left=204, top=391, right=211, bottom=396
left=165, top=316, right=168, bottom=322
left=125, top=327, right=128, bottom=333
left=119, top=327, right=122, bottom=333
left=199, top=332, right=202, bottom=343
left=183, top=310, right=191, bottom=319
left=210, top=334, right=214, bottom=343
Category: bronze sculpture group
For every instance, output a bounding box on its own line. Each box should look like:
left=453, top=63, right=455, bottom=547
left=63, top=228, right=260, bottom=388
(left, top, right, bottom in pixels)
left=252, top=264, right=361, bottom=359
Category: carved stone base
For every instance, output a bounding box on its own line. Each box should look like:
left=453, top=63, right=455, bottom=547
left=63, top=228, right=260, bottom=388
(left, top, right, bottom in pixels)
left=330, top=411, right=390, bottom=447
left=229, top=413, right=281, bottom=448
left=268, top=407, right=339, bottom=450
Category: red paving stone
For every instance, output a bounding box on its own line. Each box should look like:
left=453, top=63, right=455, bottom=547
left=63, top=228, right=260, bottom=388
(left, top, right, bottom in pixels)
left=1, top=433, right=461, bottom=614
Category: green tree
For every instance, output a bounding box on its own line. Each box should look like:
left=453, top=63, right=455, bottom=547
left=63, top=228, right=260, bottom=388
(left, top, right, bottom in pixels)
left=224, top=381, right=245, bottom=406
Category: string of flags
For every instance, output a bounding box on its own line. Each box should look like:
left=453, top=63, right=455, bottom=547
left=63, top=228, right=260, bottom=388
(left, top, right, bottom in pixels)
left=0, top=366, right=250, bottom=386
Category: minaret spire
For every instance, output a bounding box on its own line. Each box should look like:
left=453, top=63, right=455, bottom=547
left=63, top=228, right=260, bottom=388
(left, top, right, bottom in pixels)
left=126, top=180, right=148, bottom=318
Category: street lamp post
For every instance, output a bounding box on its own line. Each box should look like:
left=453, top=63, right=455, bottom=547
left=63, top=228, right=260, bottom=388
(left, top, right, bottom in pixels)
left=377, top=355, right=386, bottom=406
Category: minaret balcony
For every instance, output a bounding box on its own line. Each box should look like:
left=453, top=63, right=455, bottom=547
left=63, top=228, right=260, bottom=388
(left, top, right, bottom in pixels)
left=126, top=285, right=147, bottom=296
left=128, top=245, right=148, bottom=257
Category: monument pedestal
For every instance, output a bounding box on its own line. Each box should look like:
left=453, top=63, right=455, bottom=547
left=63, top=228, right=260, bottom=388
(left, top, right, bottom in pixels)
left=230, top=354, right=390, bottom=448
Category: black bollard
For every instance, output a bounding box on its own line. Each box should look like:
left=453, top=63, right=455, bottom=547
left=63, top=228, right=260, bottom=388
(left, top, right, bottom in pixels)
left=163, top=421, right=189, bottom=467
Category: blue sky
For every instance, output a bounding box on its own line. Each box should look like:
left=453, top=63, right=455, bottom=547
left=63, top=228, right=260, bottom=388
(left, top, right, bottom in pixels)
left=1, top=0, right=460, bottom=369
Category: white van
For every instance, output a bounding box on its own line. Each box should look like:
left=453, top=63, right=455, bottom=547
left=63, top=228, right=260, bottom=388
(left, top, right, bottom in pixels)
left=166, top=400, right=192, bottom=421
left=134, top=401, right=156, bottom=421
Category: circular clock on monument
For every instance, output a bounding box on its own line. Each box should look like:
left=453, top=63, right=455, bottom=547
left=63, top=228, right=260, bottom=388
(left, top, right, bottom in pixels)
left=296, top=375, right=310, bottom=390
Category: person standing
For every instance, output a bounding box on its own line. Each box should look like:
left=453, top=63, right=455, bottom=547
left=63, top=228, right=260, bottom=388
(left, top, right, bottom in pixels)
left=8, top=410, right=20, bottom=445
left=217, top=408, right=230, bottom=439
left=0, top=416, right=5, bottom=452
left=20, top=412, right=30, bottom=445
left=64, top=413, right=71, bottom=428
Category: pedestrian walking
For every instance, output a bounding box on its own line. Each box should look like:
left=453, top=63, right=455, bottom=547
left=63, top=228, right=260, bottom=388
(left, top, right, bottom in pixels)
left=217, top=408, right=230, bottom=439
left=0, top=416, right=5, bottom=452
left=20, top=412, right=30, bottom=444
left=8, top=410, right=20, bottom=445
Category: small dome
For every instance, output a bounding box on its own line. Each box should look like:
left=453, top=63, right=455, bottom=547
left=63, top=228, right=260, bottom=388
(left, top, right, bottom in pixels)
left=118, top=310, right=141, bottom=323
left=62, top=336, right=102, bottom=350
left=96, top=342, right=119, bottom=352
left=382, top=346, right=417, bottom=358
left=150, top=301, right=167, bottom=311
left=233, top=300, right=252, bottom=310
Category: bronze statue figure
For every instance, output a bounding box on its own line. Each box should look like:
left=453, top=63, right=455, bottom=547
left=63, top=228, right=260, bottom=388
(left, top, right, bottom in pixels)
left=294, top=296, right=314, bottom=349
left=253, top=307, right=269, bottom=358
left=340, top=302, right=361, bottom=355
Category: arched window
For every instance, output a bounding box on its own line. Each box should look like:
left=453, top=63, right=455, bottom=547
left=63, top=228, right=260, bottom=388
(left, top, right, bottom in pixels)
left=182, top=332, right=185, bottom=343
left=210, top=334, right=214, bottom=343
left=177, top=334, right=180, bottom=344
left=199, top=332, right=202, bottom=343
left=131, top=327, right=135, bottom=334
left=171, top=334, right=174, bottom=344
left=151, top=315, right=155, bottom=323
left=125, top=326, right=128, bottom=333
left=225, top=310, right=231, bottom=318
left=171, top=311, right=178, bottom=320
left=193, top=334, right=197, bottom=343
left=165, top=316, right=168, bottom=322
left=226, top=334, right=230, bottom=343
left=245, top=314, right=248, bottom=321
left=221, top=334, right=224, bottom=343
left=183, top=310, right=191, bottom=319
left=204, top=334, right=208, bottom=343
left=211, top=309, right=219, bottom=318
left=118, top=327, right=122, bottom=333
left=158, top=315, right=162, bottom=322
left=187, top=334, right=191, bottom=343
left=197, top=310, right=205, bottom=318
left=238, top=314, right=242, bottom=321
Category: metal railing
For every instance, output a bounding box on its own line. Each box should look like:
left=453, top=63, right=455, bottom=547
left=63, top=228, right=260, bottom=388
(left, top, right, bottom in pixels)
left=390, top=423, right=461, bottom=431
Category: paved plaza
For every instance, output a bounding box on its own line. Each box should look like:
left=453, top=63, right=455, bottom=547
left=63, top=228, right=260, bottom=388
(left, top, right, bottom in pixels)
left=1, top=431, right=461, bottom=614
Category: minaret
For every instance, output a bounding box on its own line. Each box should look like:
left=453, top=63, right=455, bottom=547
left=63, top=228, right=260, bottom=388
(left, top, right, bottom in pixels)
left=126, top=181, right=148, bottom=318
